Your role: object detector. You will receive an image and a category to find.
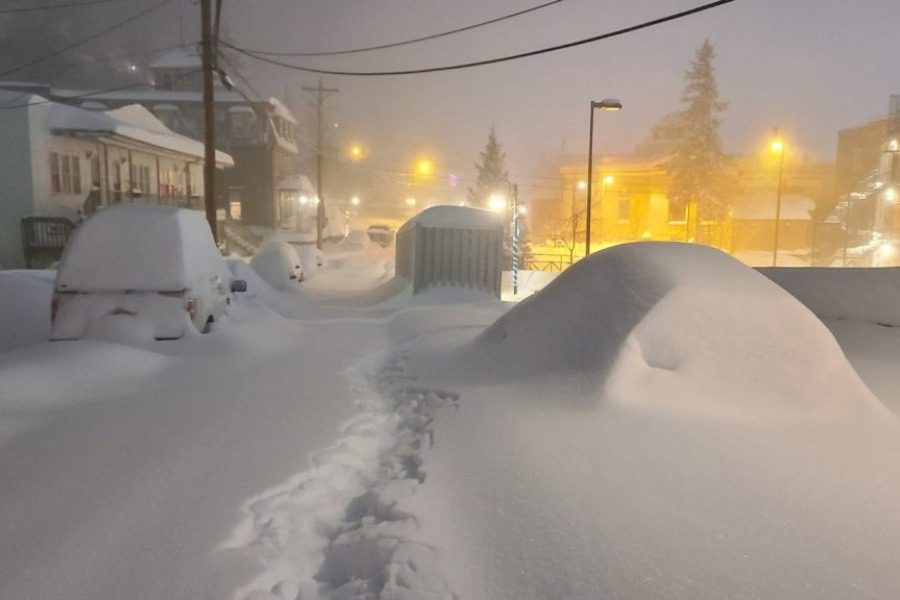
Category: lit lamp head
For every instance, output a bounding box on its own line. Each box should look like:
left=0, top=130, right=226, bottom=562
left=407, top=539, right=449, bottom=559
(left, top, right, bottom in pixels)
left=350, top=195, right=361, bottom=206
left=576, top=180, right=588, bottom=191
left=488, top=193, right=507, bottom=213
left=602, top=175, right=615, bottom=186
left=416, top=159, right=433, bottom=176
left=770, top=139, right=784, bottom=154
left=592, top=98, right=623, bottom=112
left=350, top=145, right=363, bottom=160
left=405, top=197, right=417, bottom=207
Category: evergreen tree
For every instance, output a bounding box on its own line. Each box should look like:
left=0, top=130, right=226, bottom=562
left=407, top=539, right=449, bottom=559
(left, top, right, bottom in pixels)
left=469, top=126, right=510, bottom=207
left=668, top=40, right=729, bottom=231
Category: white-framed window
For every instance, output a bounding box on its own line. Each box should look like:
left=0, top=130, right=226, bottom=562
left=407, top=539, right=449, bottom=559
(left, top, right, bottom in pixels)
left=49, top=152, right=81, bottom=194
left=130, top=164, right=151, bottom=195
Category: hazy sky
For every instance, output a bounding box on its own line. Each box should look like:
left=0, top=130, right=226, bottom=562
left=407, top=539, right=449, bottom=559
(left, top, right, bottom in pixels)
left=215, top=0, right=900, bottom=200
left=15, top=0, right=894, bottom=201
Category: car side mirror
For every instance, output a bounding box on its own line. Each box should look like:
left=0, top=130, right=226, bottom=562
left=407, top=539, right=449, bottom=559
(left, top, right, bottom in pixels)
left=230, top=279, right=248, bottom=293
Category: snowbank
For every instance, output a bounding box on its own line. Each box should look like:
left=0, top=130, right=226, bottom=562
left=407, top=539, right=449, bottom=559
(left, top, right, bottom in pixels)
left=453, top=242, right=879, bottom=417
left=250, top=241, right=303, bottom=291
left=0, top=270, right=53, bottom=352
left=759, top=266, right=900, bottom=326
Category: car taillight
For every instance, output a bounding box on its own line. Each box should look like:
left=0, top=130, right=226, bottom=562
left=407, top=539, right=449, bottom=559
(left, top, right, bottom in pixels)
left=50, top=292, right=60, bottom=322
left=185, top=297, right=198, bottom=319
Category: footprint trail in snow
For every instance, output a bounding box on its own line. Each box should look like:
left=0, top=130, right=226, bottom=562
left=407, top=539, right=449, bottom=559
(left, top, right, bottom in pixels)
left=224, top=351, right=458, bottom=600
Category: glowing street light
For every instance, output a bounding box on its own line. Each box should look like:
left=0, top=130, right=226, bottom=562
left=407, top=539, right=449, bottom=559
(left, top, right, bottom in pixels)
left=416, top=159, right=433, bottom=177
left=577, top=180, right=587, bottom=191
left=771, top=129, right=786, bottom=267
left=586, top=98, right=623, bottom=256
left=349, top=145, right=364, bottom=160
left=488, top=193, right=507, bottom=213
left=350, top=195, right=361, bottom=206
left=405, top=197, right=417, bottom=206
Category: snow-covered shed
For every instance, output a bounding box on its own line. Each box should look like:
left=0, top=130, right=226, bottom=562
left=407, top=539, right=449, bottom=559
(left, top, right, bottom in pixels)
left=396, top=205, right=505, bottom=297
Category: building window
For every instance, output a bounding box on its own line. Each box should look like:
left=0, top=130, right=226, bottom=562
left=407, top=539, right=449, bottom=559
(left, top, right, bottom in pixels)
left=617, top=193, right=631, bottom=221
left=668, top=196, right=688, bottom=223
left=50, top=152, right=60, bottom=193
left=50, top=152, right=81, bottom=194
left=130, top=164, right=151, bottom=195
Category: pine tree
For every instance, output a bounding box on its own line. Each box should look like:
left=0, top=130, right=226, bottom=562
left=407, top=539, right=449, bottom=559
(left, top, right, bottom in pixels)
left=469, top=126, right=510, bottom=207
left=668, top=40, right=729, bottom=234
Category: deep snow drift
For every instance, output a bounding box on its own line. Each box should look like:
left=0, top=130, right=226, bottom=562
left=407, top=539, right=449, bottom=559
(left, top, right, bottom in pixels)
left=396, top=242, right=900, bottom=599
left=453, top=242, right=881, bottom=418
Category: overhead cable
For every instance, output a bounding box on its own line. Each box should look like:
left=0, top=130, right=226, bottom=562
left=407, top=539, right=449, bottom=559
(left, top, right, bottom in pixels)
left=227, top=0, right=565, bottom=58
left=229, top=0, right=736, bottom=77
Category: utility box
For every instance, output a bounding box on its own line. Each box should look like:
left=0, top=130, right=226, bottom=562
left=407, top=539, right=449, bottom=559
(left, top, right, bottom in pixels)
left=396, top=206, right=504, bottom=297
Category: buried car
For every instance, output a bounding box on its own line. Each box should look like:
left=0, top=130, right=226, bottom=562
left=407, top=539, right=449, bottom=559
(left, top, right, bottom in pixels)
left=249, top=241, right=304, bottom=290
left=50, top=205, right=246, bottom=341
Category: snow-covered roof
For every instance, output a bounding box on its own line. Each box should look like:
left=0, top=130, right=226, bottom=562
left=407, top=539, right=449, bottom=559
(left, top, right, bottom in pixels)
left=149, top=47, right=201, bottom=70
left=54, top=86, right=247, bottom=105
left=49, top=99, right=233, bottom=167
left=268, top=97, right=297, bottom=124
left=398, top=205, right=504, bottom=235
left=732, top=193, right=814, bottom=221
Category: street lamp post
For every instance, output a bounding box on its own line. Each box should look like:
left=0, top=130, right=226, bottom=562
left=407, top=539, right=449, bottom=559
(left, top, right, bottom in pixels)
left=586, top=98, right=622, bottom=256
left=771, top=131, right=786, bottom=267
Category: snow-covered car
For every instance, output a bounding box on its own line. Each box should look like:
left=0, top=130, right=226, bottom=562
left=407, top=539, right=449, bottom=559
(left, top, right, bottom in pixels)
left=250, top=241, right=304, bottom=290
left=50, top=205, right=246, bottom=340
left=366, top=224, right=394, bottom=247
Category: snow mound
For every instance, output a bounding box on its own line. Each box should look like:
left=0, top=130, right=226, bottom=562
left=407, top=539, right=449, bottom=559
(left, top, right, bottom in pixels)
left=398, top=205, right=503, bottom=232
left=0, top=270, right=54, bottom=352
left=250, top=241, right=303, bottom=291
left=759, top=266, right=900, bottom=326
left=463, top=242, right=878, bottom=416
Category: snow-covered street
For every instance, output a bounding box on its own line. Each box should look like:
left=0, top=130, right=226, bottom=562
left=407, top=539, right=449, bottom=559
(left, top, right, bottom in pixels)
left=4, top=240, right=900, bottom=600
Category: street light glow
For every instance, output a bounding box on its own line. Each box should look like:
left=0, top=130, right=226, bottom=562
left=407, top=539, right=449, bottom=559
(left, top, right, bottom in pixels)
left=488, top=193, right=507, bottom=212
left=518, top=205, right=528, bottom=215
left=771, top=139, right=784, bottom=154
left=350, top=196, right=361, bottom=206
left=299, top=195, right=309, bottom=205
left=602, top=175, right=615, bottom=186
left=405, top=197, right=417, bottom=206
left=576, top=180, right=587, bottom=191
left=416, top=159, right=433, bottom=176
left=885, top=187, right=898, bottom=203
left=350, top=145, right=363, bottom=160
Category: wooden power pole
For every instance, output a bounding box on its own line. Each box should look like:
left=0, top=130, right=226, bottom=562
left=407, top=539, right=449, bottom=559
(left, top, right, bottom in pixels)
left=302, top=77, right=338, bottom=249
left=201, top=0, right=218, bottom=241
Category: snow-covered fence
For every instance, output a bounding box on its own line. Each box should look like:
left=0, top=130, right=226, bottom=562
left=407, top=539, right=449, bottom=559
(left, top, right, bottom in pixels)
left=396, top=206, right=504, bottom=297
left=758, top=266, right=900, bottom=326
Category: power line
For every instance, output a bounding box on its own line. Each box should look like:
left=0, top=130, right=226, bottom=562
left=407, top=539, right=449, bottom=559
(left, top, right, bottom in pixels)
left=0, top=0, right=175, bottom=78
left=229, top=0, right=737, bottom=77
left=227, top=0, right=565, bottom=58
left=0, top=0, right=124, bottom=13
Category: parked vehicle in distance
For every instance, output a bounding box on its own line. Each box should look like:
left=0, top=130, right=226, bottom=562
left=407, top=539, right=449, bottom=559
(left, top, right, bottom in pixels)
left=250, top=240, right=304, bottom=290
left=50, top=205, right=246, bottom=341
left=366, top=224, right=393, bottom=247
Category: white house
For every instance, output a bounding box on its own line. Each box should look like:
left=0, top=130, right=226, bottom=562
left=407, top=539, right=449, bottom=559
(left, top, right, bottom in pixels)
left=0, top=91, right=233, bottom=268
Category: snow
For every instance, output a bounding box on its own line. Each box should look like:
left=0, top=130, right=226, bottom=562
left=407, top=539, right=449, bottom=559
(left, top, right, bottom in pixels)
left=56, top=204, right=230, bottom=293
left=759, top=266, right=900, bottom=325
left=397, top=205, right=504, bottom=233
left=0, top=270, right=54, bottom=352
left=3, top=240, right=900, bottom=600
left=249, top=241, right=303, bottom=291
left=732, top=192, right=815, bottom=220
left=148, top=47, right=201, bottom=69
left=50, top=100, right=234, bottom=166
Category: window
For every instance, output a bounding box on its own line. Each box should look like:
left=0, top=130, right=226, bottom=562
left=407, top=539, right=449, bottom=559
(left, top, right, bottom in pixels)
left=50, top=152, right=82, bottom=194
left=668, top=196, right=688, bottom=223
left=130, top=164, right=151, bottom=195
left=617, top=193, right=631, bottom=221
left=50, top=152, right=60, bottom=193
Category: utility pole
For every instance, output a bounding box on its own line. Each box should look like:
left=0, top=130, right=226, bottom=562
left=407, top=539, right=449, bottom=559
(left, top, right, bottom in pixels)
left=201, top=0, right=217, bottom=241
left=302, top=77, right=339, bottom=249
